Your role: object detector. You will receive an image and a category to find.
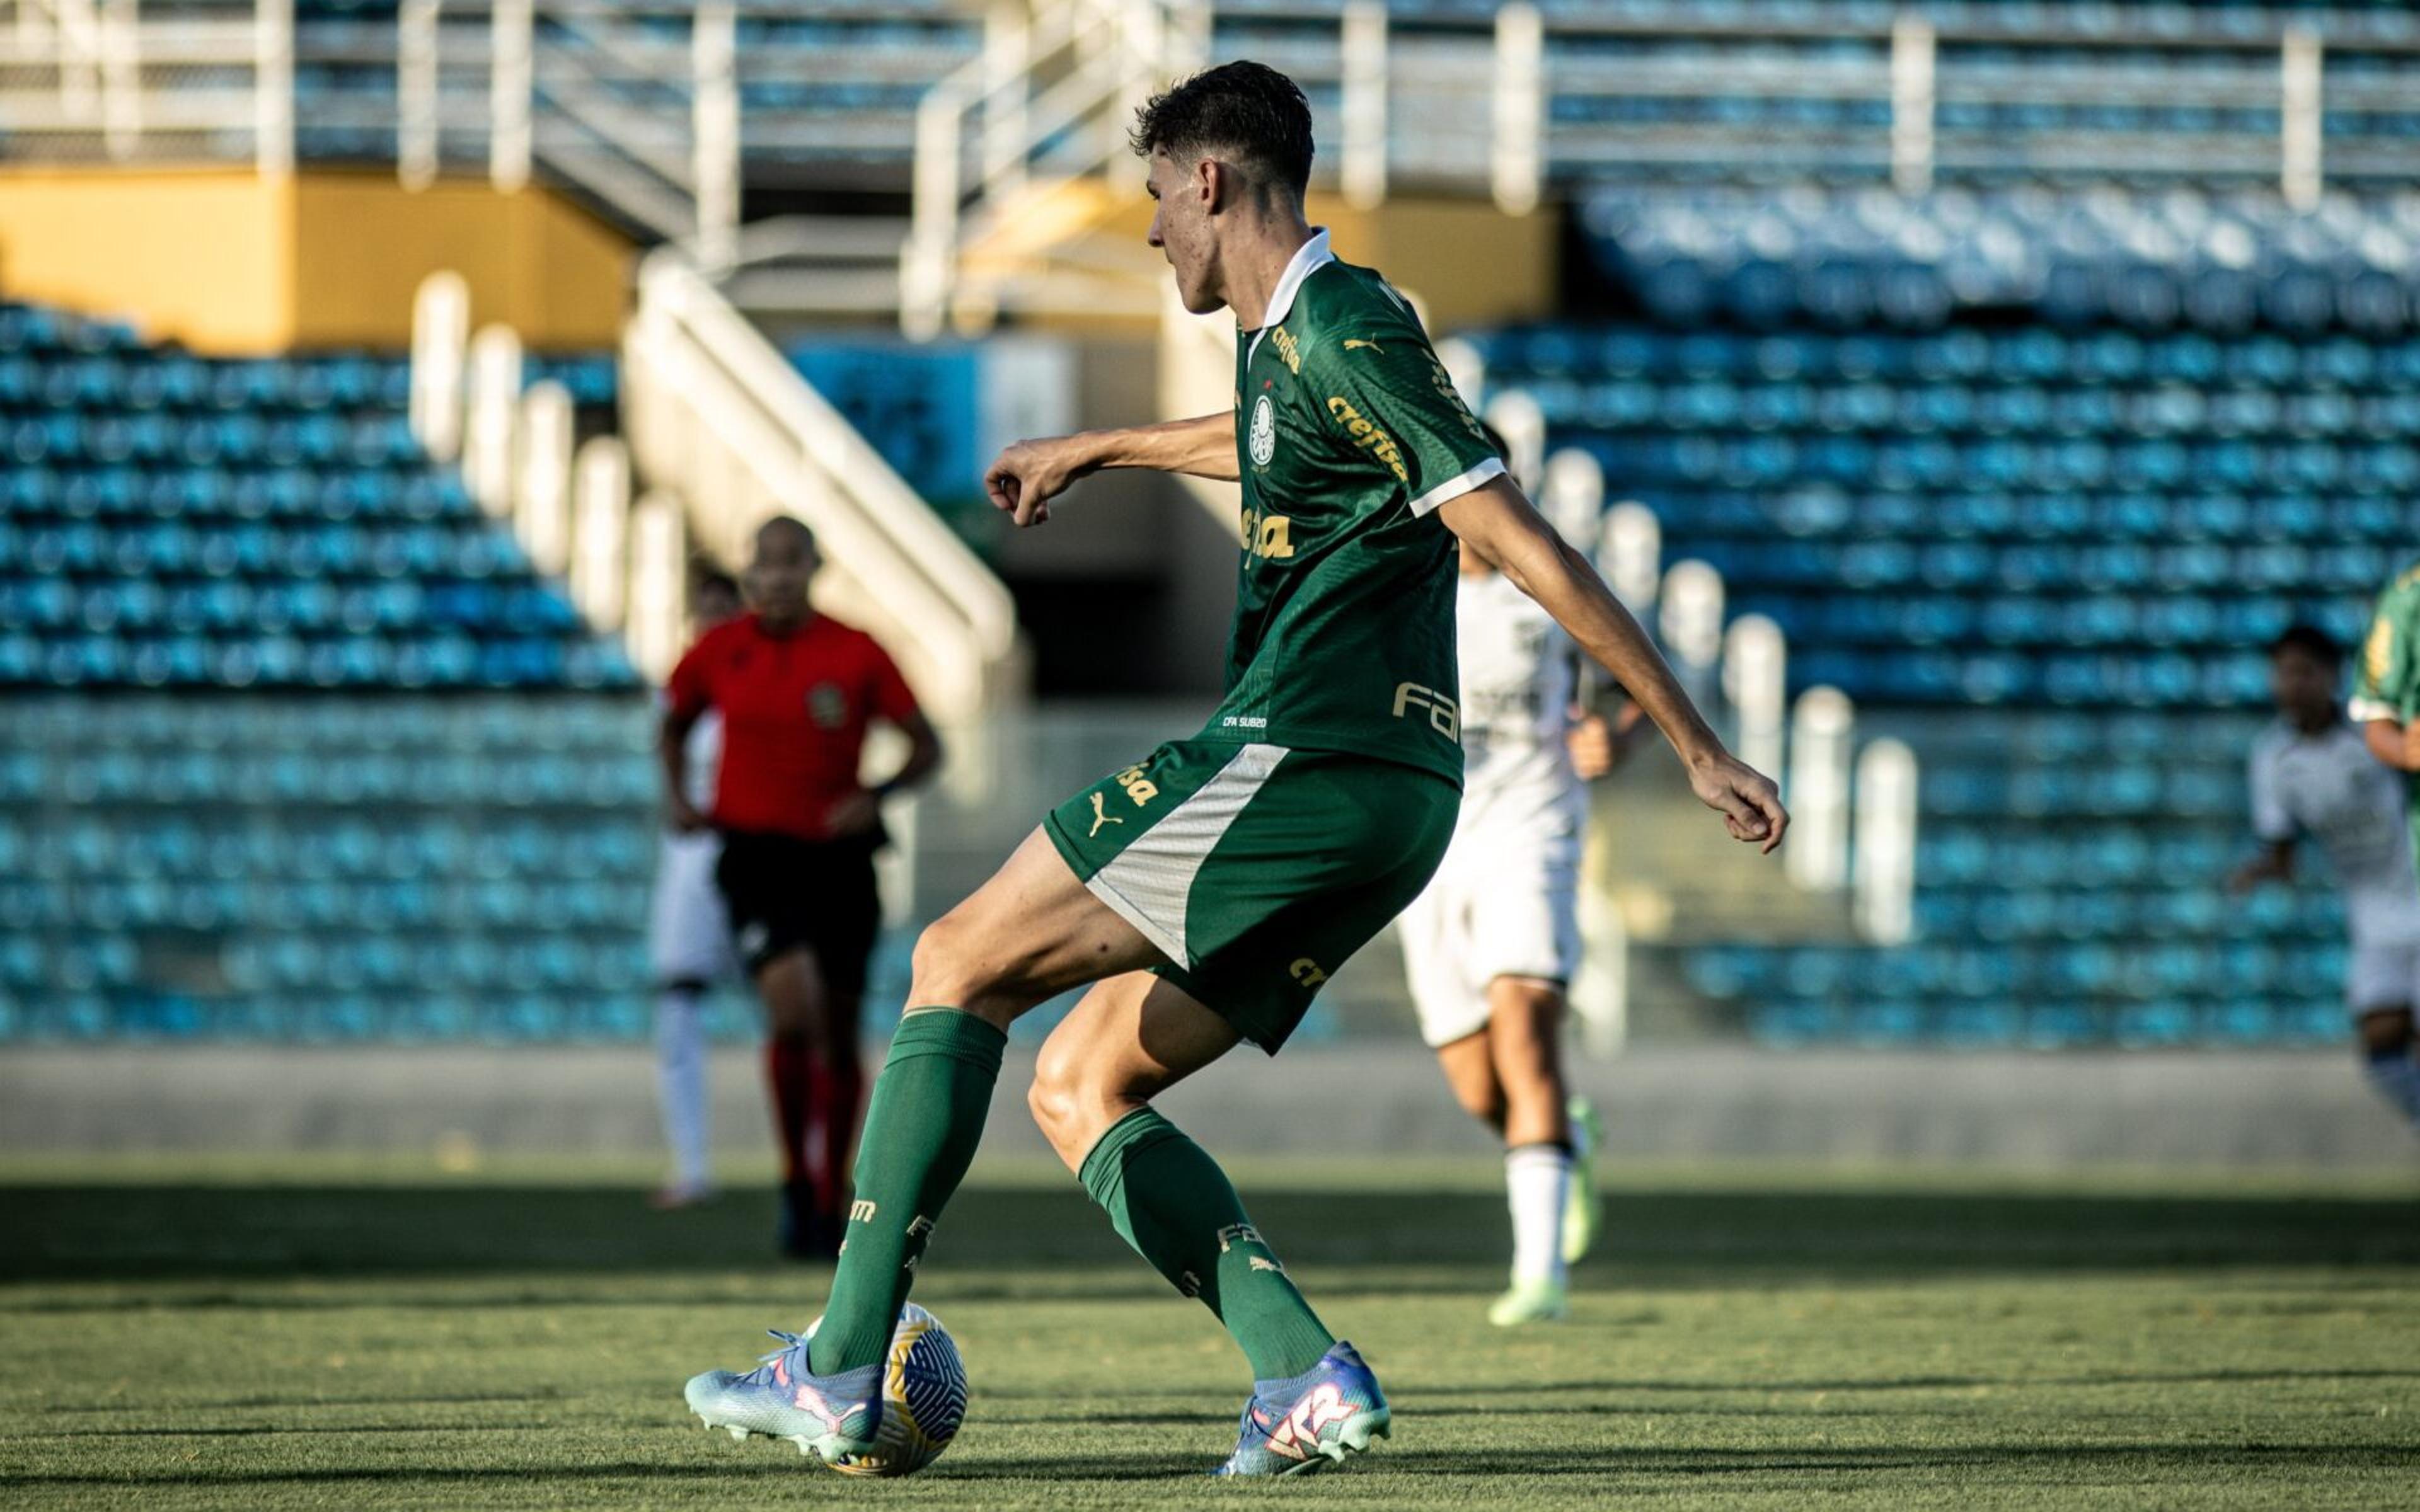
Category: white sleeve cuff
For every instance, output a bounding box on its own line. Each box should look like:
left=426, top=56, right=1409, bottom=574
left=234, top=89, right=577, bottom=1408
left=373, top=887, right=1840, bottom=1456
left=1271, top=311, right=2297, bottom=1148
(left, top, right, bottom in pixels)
left=2349, top=697, right=2400, bottom=724
left=1407, top=455, right=1507, bottom=517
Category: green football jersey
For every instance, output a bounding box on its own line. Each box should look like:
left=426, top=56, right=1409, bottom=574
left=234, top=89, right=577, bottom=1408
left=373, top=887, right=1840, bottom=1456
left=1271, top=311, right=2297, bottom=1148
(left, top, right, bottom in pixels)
left=1209, top=229, right=1506, bottom=785
left=2351, top=557, right=2420, bottom=849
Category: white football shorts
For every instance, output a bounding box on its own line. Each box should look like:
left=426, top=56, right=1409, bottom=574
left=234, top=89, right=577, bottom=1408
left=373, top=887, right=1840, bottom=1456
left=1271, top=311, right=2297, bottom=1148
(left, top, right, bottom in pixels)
left=1398, top=832, right=1580, bottom=1049
left=647, top=830, right=740, bottom=985
left=2345, top=937, right=2420, bottom=1015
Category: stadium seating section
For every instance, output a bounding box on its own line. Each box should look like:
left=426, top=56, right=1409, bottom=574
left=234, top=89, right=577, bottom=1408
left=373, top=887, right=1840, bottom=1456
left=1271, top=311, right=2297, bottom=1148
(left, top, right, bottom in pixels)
left=1476, top=185, right=2417, bottom=1046
left=275, top=0, right=977, bottom=173
left=0, top=299, right=656, bottom=1040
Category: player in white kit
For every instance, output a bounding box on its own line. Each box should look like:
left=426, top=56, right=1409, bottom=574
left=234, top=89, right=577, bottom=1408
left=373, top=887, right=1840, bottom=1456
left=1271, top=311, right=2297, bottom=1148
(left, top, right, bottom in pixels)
left=1400, top=533, right=1625, bottom=1324
left=647, top=570, right=746, bottom=1206
left=2230, top=624, right=2420, bottom=1134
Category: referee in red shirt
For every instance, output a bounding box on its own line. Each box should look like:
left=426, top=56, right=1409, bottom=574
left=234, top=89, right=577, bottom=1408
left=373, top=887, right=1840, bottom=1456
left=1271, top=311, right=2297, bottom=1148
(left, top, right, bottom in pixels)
left=661, top=516, right=943, bottom=1257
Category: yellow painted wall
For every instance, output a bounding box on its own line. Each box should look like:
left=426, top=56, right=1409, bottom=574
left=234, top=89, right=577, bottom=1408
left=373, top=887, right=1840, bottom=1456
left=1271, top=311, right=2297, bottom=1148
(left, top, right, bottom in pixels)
left=0, top=166, right=631, bottom=352
left=1310, top=193, right=1560, bottom=333
left=1010, top=184, right=1559, bottom=335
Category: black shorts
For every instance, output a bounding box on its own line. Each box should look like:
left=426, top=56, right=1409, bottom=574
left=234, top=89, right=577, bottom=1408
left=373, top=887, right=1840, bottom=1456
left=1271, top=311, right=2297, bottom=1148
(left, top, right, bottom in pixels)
left=713, top=828, right=884, bottom=1006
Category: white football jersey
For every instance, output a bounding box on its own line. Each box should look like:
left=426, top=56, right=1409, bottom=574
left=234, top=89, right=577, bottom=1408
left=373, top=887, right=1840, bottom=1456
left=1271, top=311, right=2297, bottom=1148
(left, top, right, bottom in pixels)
left=1453, top=571, right=1586, bottom=847
left=2249, top=718, right=2420, bottom=946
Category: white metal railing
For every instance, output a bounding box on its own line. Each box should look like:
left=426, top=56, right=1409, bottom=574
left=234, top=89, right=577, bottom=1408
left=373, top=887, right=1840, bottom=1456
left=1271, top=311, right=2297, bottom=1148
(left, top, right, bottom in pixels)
left=901, top=0, right=1195, bottom=338
left=0, top=0, right=972, bottom=261
left=623, top=248, right=1025, bottom=731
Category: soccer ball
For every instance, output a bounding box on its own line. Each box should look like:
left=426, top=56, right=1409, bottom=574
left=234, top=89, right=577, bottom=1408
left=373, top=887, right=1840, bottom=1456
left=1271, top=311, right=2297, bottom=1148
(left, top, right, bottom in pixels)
left=813, top=1303, right=968, bottom=1477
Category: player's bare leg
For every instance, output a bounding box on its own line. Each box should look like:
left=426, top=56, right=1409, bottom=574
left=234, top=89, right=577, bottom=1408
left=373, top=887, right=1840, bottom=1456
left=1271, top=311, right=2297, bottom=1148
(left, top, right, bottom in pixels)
left=1475, top=976, right=1584, bottom=1324
left=1435, top=1029, right=1509, bottom=1131
left=2356, top=1006, right=2420, bottom=1131
left=1028, top=971, right=1241, bottom=1166
left=1487, top=976, right=1572, bottom=1148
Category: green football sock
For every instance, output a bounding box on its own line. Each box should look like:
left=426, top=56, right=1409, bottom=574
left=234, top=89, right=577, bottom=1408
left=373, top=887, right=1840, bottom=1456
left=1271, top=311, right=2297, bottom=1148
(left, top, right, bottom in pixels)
left=1078, top=1107, right=1335, bottom=1381
left=808, top=1009, right=1005, bottom=1377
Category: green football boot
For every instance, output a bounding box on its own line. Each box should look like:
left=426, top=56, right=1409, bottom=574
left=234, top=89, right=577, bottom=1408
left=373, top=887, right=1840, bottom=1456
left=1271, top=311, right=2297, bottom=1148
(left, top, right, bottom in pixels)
left=1561, top=1096, right=1605, bottom=1267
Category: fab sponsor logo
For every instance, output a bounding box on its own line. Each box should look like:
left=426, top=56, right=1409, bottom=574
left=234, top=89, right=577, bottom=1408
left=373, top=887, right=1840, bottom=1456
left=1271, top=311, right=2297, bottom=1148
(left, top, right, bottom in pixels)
left=1392, top=682, right=1461, bottom=740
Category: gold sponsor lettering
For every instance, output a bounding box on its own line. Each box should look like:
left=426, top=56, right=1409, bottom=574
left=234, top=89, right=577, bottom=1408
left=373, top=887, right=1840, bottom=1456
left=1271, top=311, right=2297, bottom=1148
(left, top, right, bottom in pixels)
left=2368, top=616, right=2396, bottom=687
left=849, top=1199, right=878, bottom=1223
left=1115, top=764, right=1160, bottom=805
left=1238, top=507, right=1297, bottom=560
left=1323, top=396, right=1408, bottom=483
left=1289, top=958, right=1327, bottom=987
left=1270, top=325, right=1302, bottom=374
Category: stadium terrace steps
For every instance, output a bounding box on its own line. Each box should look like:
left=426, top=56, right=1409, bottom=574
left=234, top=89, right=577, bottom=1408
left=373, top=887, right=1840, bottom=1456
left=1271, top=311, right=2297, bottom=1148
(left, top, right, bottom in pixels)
left=0, top=694, right=657, bottom=1043
left=0, top=300, right=656, bottom=1042
left=1470, top=186, right=2415, bottom=1048
left=0, top=302, right=631, bottom=690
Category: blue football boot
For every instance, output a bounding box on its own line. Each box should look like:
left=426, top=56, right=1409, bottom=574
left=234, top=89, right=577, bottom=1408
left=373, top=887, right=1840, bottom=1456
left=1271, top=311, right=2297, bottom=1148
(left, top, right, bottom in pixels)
left=1211, top=1341, right=1392, bottom=1477
left=683, top=1329, right=882, bottom=1463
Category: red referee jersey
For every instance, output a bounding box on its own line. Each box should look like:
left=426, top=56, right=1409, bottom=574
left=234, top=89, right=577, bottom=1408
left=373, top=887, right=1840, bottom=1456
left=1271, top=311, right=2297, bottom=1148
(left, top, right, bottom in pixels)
left=666, top=611, right=921, bottom=841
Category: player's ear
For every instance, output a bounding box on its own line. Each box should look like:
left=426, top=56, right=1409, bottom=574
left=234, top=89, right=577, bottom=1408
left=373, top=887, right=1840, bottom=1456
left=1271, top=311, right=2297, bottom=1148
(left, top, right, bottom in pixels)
left=1196, top=155, right=1226, bottom=212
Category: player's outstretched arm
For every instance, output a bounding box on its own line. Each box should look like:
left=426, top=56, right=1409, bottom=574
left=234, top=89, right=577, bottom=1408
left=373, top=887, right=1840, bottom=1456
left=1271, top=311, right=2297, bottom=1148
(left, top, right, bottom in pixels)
left=983, top=413, right=1236, bottom=527
left=1440, top=476, right=1787, bottom=853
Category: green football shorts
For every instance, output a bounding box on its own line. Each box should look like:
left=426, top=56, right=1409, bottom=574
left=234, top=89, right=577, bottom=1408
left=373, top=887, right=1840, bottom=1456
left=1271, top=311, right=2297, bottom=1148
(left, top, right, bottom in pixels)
left=1042, top=736, right=1460, bottom=1053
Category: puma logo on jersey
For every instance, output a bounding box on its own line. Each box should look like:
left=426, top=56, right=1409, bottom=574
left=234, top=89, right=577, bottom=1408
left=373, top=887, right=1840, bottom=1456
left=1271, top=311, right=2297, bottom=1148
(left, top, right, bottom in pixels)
left=1342, top=338, right=1384, bottom=353
left=1088, top=791, right=1123, bottom=837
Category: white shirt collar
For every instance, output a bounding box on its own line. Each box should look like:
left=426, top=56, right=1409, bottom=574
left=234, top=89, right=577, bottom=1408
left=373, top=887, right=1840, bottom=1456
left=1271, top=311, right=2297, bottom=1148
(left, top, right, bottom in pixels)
left=1247, top=228, right=1333, bottom=357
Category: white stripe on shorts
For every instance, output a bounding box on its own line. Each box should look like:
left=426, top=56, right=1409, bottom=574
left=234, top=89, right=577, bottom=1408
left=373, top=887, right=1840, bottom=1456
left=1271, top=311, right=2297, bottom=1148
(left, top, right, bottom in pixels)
left=1085, top=743, right=1287, bottom=968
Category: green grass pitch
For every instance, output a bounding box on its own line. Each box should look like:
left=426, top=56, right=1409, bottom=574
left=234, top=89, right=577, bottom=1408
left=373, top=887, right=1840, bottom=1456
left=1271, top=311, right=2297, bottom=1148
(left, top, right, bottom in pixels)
left=3, top=1157, right=2416, bottom=1509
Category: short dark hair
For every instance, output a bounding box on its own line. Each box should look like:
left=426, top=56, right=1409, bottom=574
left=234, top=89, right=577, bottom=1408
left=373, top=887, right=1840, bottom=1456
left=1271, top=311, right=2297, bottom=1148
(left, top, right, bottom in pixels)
left=692, top=567, right=739, bottom=599
left=755, top=515, right=815, bottom=553
left=1129, top=61, right=1315, bottom=198
left=2268, top=623, right=2342, bottom=665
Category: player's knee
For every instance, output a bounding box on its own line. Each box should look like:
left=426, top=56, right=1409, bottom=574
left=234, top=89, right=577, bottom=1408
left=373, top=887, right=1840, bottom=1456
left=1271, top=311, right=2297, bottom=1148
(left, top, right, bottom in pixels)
left=1492, top=976, right=1565, bottom=1026
left=1025, top=1048, right=1089, bottom=1164
left=908, top=913, right=989, bottom=1005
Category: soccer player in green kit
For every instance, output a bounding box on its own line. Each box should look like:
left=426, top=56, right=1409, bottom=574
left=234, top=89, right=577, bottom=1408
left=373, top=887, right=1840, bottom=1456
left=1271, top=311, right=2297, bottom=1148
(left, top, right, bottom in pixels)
left=682, top=62, right=1787, bottom=1477
left=2354, top=559, right=2420, bottom=847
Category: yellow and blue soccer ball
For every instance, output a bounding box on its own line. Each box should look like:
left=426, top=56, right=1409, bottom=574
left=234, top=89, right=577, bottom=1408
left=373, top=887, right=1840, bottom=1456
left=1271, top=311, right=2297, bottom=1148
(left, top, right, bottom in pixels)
left=812, top=1303, right=969, bottom=1477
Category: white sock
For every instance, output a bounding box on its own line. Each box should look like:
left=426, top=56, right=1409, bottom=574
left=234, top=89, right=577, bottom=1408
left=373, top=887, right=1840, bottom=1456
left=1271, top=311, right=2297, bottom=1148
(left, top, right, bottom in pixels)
left=2364, top=1047, right=2420, bottom=1132
left=655, top=986, right=712, bottom=1189
left=1506, top=1143, right=1572, bottom=1288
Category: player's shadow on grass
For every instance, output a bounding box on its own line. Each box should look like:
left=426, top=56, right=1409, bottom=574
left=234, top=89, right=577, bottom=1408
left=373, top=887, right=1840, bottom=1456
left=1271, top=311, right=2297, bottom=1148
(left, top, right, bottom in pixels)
left=5, top=1182, right=2417, bottom=1282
